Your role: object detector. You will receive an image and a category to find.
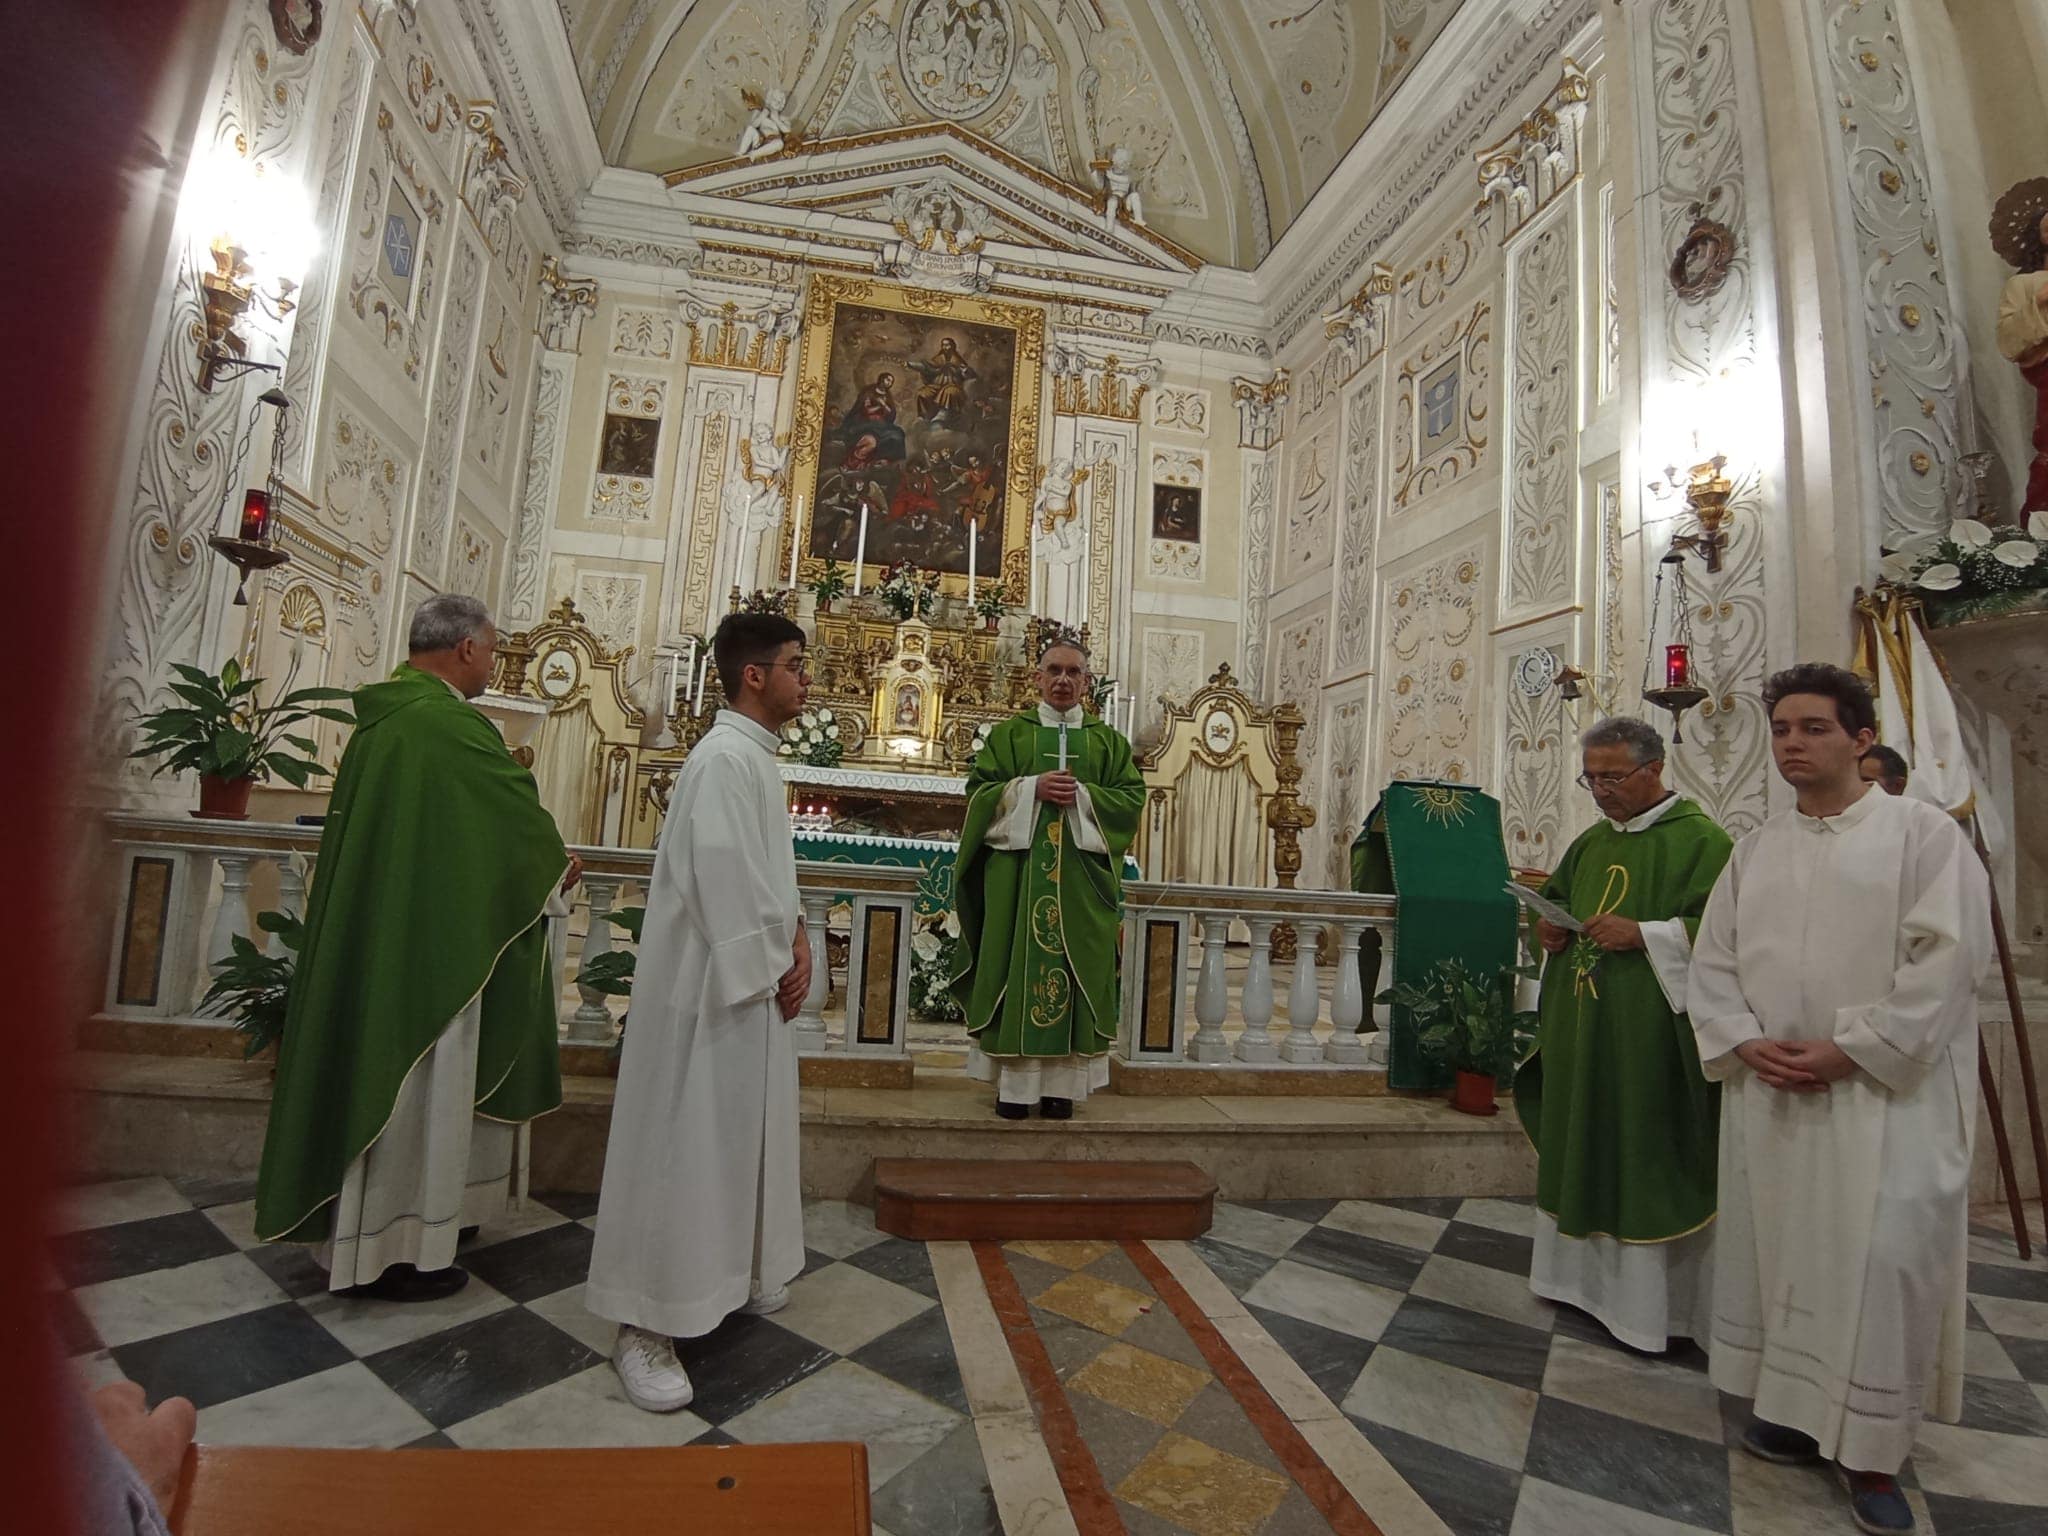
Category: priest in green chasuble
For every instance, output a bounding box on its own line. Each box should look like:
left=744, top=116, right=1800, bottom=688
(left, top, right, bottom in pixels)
left=255, top=595, right=578, bottom=1302
left=1517, top=716, right=1733, bottom=1350
left=950, top=636, right=1145, bottom=1120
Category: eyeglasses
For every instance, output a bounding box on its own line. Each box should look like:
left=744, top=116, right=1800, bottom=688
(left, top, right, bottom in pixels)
left=1575, top=762, right=1654, bottom=791
left=753, top=658, right=810, bottom=679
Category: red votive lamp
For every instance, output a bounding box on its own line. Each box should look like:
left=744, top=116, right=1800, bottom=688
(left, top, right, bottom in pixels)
left=238, top=487, right=272, bottom=542
left=1665, top=643, right=1691, bottom=690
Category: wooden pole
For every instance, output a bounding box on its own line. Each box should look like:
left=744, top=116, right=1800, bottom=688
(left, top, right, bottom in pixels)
left=1976, top=821, right=2048, bottom=1257
left=1979, top=1042, right=2031, bottom=1260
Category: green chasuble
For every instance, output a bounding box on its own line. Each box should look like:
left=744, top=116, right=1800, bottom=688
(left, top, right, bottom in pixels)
left=947, top=710, right=1145, bottom=1057
left=1514, top=797, right=1733, bottom=1244
left=255, top=665, right=569, bottom=1244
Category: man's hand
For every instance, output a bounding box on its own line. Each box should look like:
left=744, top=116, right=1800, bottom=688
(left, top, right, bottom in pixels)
left=90, top=1381, right=196, bottom=1514
left=1536, top=919, right=1571, bottom=955
left=1734, top=1038, right=1828, bottom=1093
left=777, top=924, right=812, bottom=1021
left=1582, top=914, right=1643, bottom=952
left=561, top=852, right=584, bottom=893
left=1778, top=1039, right=1858, bottom=1085
left=1036, top=771, right=1080, bottom=807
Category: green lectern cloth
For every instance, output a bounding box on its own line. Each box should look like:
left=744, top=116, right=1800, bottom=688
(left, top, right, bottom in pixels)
left=255, top=665, right=568, bottom=1244
left=1352, top=781, right=1519, bottom=1091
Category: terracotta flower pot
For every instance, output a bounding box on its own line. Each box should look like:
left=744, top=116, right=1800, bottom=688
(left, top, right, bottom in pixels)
left=1449, top=1068, right=1499, bottom=1117
left=194, top=774, right=255, bottom=821
left=983, top=615, right=1000, bottom=632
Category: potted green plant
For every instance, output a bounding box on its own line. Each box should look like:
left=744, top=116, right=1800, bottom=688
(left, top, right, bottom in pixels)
left=197, top=909, right=304, bottom=1060
left=1377, top=958, right=1539, bottom=1116
left=810, top=558, right=849, bottom=615
left=972, top=579, right=1010, bottom=632
left=877, top=559, right=939, bottom=621
left=576, top=905, right=645, bottom=1044
left=129, top=657, right=355, bottom=819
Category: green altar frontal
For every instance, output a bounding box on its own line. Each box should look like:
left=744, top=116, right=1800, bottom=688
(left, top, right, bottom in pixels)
left=1352, top=781, right=1519, bottom=1092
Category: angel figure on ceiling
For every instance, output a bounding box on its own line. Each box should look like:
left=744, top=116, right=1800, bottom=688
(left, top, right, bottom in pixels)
left=736, top=86, right=793, bottom=160
left=1094, top=145, right=1144, bottom=232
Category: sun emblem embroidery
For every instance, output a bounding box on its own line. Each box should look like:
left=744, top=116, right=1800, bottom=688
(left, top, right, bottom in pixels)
left=1408, top=784, right=1474, bottom=827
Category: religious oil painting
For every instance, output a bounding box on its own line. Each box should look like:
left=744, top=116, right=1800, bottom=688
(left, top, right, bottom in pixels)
left=1151, top=484, right=1202, bottom=544
left=598, top=413, right=660, bottom=479
left=792, top=277, right=1042, bottom=599
left=1420, top=357, right=1462, bottom=455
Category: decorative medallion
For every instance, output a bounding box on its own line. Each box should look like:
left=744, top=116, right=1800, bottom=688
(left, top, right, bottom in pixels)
left=534, top=645, right=583, bottom=701
left=1201, top=707, right=1239, bottom=756
left=898, top=0, right=1015, bottom=122
left=1669, top=216, right=1737, bottom=303
left=269, top=0, right=323, bottom=55
left=1512, top=648, right=1560, bottom=697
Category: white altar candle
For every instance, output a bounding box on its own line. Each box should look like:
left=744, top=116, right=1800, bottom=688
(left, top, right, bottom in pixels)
left=853, top=502, right=869, bottom=594
left=787, top=495, right=803, bottom=588
left=967, top=518, right=977, bottom=605
left=691, top=652, right=708, bottom=713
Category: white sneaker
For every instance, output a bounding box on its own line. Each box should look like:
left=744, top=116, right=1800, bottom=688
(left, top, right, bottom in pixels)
left=740, top=1285, right=789, bottom=1316
left=611, top=1325, right=694, bottom=1412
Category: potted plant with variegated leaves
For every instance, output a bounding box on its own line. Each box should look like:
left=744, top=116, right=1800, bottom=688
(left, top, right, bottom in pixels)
left=1377, top=958, right=1540, bottom=1117
left=810, top=558, right=849, bottom=615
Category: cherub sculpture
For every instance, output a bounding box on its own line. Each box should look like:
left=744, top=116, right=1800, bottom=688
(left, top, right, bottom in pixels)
left=1096, top=145, right=1144, bottom=231
left=736, top=86, right=792, bottom=160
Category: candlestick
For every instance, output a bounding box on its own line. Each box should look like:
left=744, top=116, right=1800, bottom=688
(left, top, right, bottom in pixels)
left=787, top=496, right=803, bottom=588
left=1664, top=644, right=1691, bottom=690
left=853, top=503, right=869, bottom=595
left=967, top=518, right=977, bottom=605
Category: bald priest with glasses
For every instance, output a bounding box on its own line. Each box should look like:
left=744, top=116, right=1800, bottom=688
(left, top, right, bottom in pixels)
left=1516, top=718, right=1733, bottom=1351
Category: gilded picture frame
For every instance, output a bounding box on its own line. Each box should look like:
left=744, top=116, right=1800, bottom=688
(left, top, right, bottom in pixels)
left=786, top=275, right=1043, bottom=600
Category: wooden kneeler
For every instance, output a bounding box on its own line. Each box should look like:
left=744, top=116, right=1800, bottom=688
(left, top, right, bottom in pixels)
left=167, top=1442, right=870, bottom=1536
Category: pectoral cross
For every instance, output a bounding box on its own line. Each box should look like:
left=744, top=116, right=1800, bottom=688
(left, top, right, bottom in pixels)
left=1057, top=723, right=1069, bottom=773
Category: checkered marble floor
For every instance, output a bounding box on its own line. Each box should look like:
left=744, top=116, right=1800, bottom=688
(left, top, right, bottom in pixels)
left=52, top=1178, right=2048, bottom=1536
left=1192, top=1196, right=2048, bottom=1536
left=54, top=1178, right=996, bottom=1536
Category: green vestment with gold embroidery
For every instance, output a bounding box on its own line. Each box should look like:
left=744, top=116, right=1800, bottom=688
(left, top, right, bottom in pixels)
left=948, top=711, right=1145, bottom=1058
left=1515, top=797, right=1733, bottom=1243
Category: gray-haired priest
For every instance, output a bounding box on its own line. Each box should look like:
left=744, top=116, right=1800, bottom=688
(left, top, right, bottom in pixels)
left=1517, top=716, right=1733, bottom=1350
left=255, top=595, right=581, bottom=1302
left=947, top=631, right=1146, bottom=1120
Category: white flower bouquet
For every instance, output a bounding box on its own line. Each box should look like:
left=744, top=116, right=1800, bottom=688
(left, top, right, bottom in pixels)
left=877, top=560, right=941, bottom=621
left=1880, top=513, right=2048, bottom=624
left=778, top=705, right=844, bottom=767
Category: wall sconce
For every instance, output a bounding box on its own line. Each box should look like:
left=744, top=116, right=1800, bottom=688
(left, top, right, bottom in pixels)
left=185, top=148, right=317, bottom=392
left=1641, top=550, right=1708, bottom=741
left=1650, top=453, right=1733, bottom=573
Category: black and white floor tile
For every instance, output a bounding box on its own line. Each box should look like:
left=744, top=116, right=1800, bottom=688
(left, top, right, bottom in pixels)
left=52, top=1177, right=2048, bottom=1535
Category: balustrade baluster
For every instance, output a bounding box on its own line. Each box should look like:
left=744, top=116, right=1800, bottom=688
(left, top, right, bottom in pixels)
left=1188, top=914, right=1231, bottom=1063
left=269, top=854, right=306, bottom=958
left=1279, top=930, right=1322, bottom=1063
left=1323, top=920, right=1370, bottom=1064
left=793, top=891, right=832, bottom=1053
left=1235, top=918, right=1278, bottom=1063
left=569, top=876, right=620, bottom=1044
left=199, top=854, right=254, bottom=1006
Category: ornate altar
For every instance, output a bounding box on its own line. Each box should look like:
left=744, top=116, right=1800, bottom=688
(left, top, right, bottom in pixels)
left=1133, top=664, right=1316, bottom=888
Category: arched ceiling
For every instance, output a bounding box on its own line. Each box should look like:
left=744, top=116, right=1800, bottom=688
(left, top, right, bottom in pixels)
left=555, top=0, right=1468, bottom=270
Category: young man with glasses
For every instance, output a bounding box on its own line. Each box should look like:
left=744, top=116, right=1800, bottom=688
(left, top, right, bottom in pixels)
left=1519, top=716, right=1733, bottom=1352
left=588, top=612, right=814, bottom=1412
left=1688, top=664, right=1991, bottom=1536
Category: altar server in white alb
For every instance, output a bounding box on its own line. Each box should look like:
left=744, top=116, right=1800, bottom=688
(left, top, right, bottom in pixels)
left=586, top=612, right=813, bottom=1413
left=1688, top=663, right=1991, bottom=1536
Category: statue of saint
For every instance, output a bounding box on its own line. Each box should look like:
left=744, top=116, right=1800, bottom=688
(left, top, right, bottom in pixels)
left=1992, top=177, right=2048, bottom=515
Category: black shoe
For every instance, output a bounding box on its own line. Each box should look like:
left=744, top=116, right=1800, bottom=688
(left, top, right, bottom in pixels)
left=457, top=1225, right=480, bottom=1245
left=1742, top=1419, right=1821, bottom=1465
left=995, top=1101, right=1030, bottom=1120
left=339, top=1263, right=470, bottom=1303
left=1039, top=1096, right=1073, bottom=1120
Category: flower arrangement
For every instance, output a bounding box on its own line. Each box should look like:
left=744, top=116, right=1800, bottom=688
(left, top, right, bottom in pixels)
left=972, top=579, right=1010, bottom=623
left=1882, top=513, right=2048, bottom=624
left=1087, top=673, right=1117, bottom=718
left=909, top=908, right=965, bottom=1022
left=877, top=559, right=941, bottom=621
left=780, top=706, right=843, bottom=767
left=739, top=588, right=791, bottom=617
left=810, top=558, right=848, bottom=609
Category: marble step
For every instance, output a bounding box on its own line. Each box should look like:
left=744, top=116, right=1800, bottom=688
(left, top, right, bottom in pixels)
left=873, top=1156, right=1217, bottom=1241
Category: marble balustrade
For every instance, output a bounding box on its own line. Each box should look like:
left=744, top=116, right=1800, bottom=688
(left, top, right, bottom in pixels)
left=99, top=813, right=1400, bottom=1075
